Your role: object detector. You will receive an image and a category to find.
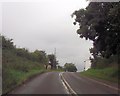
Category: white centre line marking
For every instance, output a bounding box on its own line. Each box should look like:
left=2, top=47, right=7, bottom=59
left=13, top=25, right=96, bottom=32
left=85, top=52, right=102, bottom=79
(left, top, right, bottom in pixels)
left=59, top=72, right=78, bottom=96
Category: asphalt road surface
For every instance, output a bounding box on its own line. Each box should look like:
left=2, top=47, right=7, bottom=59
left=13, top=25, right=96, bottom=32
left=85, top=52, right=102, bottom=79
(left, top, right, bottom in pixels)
left=63, top=72, right=119, bottom=94
left=10, top=72, right=119, bottom=95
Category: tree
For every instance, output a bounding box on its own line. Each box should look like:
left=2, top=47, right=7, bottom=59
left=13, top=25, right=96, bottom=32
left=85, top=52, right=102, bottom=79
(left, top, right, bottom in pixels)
left=58, top=65, right=63, bottom=70
left=72, top=2, right=120, bottom=58
left=32, top=50, right=48, bottom=64
left=48, top=54, right=57, bottom=69
left=72, top=2, right=120, bottom=68
left=2, top=36, right=15, bottom=50
left=64, top=63, right=77, bottom=72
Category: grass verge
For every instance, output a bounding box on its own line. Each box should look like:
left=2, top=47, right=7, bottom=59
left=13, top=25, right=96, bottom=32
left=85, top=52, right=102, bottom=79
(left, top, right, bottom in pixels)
left=3, top=69, right=63, bottom=94
left=48, top=69, right=64, bottom=72
left=80, top=67, right=119, bottom=83
left=3, top=69, right=46, bottom=94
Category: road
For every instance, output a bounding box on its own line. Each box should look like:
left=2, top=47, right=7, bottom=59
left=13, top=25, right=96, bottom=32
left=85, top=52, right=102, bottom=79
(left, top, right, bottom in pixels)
left=63, top=72, right=119, bottom=94
left=10, top=72, right=119, bottom=95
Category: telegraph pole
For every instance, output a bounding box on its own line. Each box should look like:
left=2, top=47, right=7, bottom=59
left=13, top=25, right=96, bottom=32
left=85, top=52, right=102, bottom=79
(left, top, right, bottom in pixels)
left=54, top=48, right=56, bottom=58
left=84, top=59, right=90, bottom=71
left=54, top=48, right=56, bottom=69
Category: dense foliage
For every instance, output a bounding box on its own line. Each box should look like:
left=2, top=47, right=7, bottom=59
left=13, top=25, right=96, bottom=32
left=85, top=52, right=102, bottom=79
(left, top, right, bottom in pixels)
left=2, top=36, right=49, bottom=64
left=72, top=2, right=120, bottom=68
left=64, top=63, right=77, bottom=72
left=48, top=54, right=58, bottom=69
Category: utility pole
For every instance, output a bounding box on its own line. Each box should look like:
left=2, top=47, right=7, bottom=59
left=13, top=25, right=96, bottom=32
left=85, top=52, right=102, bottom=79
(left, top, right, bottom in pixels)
left=54, top=48, right=56, bottom=69
left=84, top=61, right=86, bottom=71
left=84, top=59, right=90, bottom=71
left=54, top=48, right=56, bottom=58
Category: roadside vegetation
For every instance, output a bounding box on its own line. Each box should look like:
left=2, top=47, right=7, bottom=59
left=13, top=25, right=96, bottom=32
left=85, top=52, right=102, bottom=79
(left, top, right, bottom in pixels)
left=64, top=63, right=77, bottom=72
left=72, top=2, right=119, bottom=83
left=80, top=55, right=119, bottom=83
left=80, top=67, right=119, bottom=83
left=2, top=35, right=59, bottom=94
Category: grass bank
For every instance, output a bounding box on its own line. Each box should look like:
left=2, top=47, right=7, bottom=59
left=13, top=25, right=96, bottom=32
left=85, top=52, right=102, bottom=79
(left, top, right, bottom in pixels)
left=3, top=69, right=46, bottom=94
left=2, top=49, right=46, bottom=94
left=80, top=67, right=119, bottom=83
left=48, top=69, right=64, bottom=72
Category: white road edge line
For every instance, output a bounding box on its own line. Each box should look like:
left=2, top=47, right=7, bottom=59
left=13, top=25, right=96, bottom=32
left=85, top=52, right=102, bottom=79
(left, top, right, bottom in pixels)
left=82, top=75, right=120, bottom=91
left=59, top=72, right=78, bottom=96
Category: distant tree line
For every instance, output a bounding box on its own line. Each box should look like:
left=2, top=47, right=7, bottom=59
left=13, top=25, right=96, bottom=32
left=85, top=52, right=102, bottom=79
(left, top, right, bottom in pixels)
left=72, top=2, right=120, bottom=68
left=64, top=63, right=77, bottom=72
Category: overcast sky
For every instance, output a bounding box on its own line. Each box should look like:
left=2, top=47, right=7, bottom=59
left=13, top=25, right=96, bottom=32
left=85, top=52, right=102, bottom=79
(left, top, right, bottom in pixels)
left=1, top=0, right=93, bottom=71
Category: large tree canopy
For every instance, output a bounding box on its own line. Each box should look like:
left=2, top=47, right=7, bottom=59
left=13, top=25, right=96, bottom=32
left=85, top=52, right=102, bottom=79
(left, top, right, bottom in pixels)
left=72, top=2, right=120, bottom=58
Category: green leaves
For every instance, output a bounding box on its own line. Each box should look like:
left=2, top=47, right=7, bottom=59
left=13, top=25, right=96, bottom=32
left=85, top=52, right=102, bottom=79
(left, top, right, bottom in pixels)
left=2, top=36, right=15, bottom=50
left=72, top=2, right=120, bottom=59
left=64, top=63, right=77, bottom=72
left=48, top=54, right=57, bottom=69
